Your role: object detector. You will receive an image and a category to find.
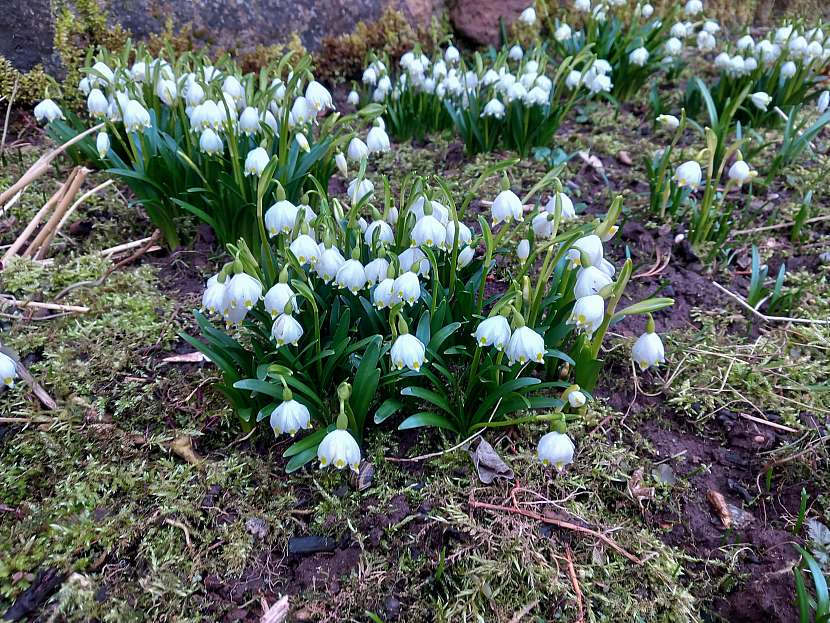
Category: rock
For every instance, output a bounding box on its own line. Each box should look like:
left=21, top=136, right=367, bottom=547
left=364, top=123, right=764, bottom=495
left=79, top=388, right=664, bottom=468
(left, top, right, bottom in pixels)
left=0, top=0, right=55, bottom=71
left=450, top=0, right=529, bottom=46
left=288, top=535, right=338, bottom=556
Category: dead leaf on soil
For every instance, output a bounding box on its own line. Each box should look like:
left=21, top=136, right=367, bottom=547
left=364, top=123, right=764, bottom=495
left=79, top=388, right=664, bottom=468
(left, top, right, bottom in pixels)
left=578, top=150, right=605, bottom=173
left=627, top=468, right=655, bottom=509
left=260, top=595, right=289, bottom=623
left=161, top=351, right=208, bottom=364
left=169, top=435, right=202, bottom=465
left=617, top=150, right=633, bottom=166
left=707, top=490, right=754, bottom=529
left=468, top=438, right=514, bottom=484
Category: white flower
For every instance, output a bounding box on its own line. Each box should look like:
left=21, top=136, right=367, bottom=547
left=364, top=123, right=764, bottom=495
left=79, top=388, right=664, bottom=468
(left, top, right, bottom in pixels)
left=373, top=278, right=396, bottom=308
left=781, top=61, right=796, bottom=79
left=223, top=301, right=249, bottom=325
left=0, top=352, right=17, bottom=387
left=318, top=429, right=361, bottom=472
left=244, top=147, right=270, bottom=177
left=264, top=283, right=297, bottom=318
left=568, top=234, right=604, bottom=267
left=457, top=245, right=475, bottom=268
left=391, top=333, right=427, bottom=371
left=505, top=326, right=546, bottom=365
left=670, top=22, right=688, bottom=39
left=317, top=246, right=345, bottom=283
left=568, top=390, right=586, bottom=408
left=445, top=220, right=472, bottom=247
left=123, top=100, right=151, bottom=132
left=568, top=294, right=605, bottom=336
left=517, top=239, right=530, bottom=260
left=737, top=34, right=755, bottom=52
left=411, top=197, right=449, bottom=224
left=336, top=259, right=367, bottom=294
left=362, top=67, right=378, bottom=86
left=227, top=272, right=263, bottom=310
left=674, top=160, right=702, bottom=189
left=545, top=192, right=576, bottom=220
left=749, top=92, right=772, bottom=113
left=90, top=61, right=115, bottom=86
left=289, top=234, right=320, bottom=266
left=367, top=125, right=391, bottom=153
left=265, top=200, right=298, bottom=236
left=703, top=19, right=719, bottom=33
left=305, top=80, right=333, bottom=112
left=697, top=31, right=717, bottom=52
left=222, top=75, right=245, bottom=104
left=665, top=37, right=683, bottom=56
left=491, top=190, right=523, bottom=225
left=156, top=79, right=178, bottom=106
left=271, top=313, right=304, bottom=346
left=474, top=316, right=511, bottom=350
left=482, top=98, right=506, bottom=119
left=519, top=6, right=536, bottom=24
left=335, top=152, right=348, bottom=177
left=347, top=90, right=360, bottom=106
left=632, top=330, right=665, bottom=370
left=87, top=88, right=109, bottom=117
left=295, top=133, right=311, bottom=152
left=509, top=45, right=524, bottom=61
left=657, top=114, right=680, bottom=129
left=364, top=220, right=394, bottom=247
left=629, top=47, right=649, bottom=67
left=574, top=265, right=613, bottom=298
left=641, top=3, right=654, bottom=18
left=727, top=160, right=752, bottom=185
left=202, top=275, right=227, bottom=315
left=270, top=399, right=311, bottom=436
left=186, top=82, right=205, bottom=107
left=555, top=23, right=572, bottom=42
left=130, top=62, right=147, bottom=82
left=537, top=432, right=575, bottom=469
left=445, top=45, right=460, bottom=64
left=199, top=128, right=223, bottom=155
left=524, top=86, right=548, bottom=106
left=587, top=73, right=612, bottom=94
left=347, top=178, right=374, bottom=203
left=96, top=131, right=110, bottom=159
left=348, top=137, right=369, bottom=161
left=392, top=270, right=420, bottom=305
left=599, top=258, right=616, bottom=278
left=683, top=0, right=702, bottom=16
left=532, top=213, right=555, bottom=238
left=411, top=214, right=446, bottom=248
left=290, top=96, right=315, bottom=126
left=575, top=0, right=591, bottom=11
left=238, top=107, right=261, bottom=135
left=818, top=90, right=830, bottom=114
left=364, top=258, right=390, bottom=286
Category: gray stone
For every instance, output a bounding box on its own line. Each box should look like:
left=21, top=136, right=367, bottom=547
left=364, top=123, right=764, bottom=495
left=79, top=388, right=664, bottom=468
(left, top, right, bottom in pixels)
left=1, top=0, right=56, bottom=71
left=450, top=0, right=529, bottom=46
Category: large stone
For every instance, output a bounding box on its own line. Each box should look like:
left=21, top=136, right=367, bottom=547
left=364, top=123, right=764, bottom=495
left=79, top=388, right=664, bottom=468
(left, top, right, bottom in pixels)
left=1, top=0, right=444, bottom=71
left=450, top=0, right=529, bottom=46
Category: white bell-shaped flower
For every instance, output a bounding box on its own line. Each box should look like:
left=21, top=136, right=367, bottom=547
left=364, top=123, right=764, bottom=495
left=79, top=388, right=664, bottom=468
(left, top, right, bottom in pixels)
left=505, top=326, right=546, bottom=365
left=750, top=91, right=772, bottom=111
left=264, top=200, right=298, bottom=236
left=0, top=352, right=17, bottom=387
left=365, top=220, right=394, bottom=247
left=568, top=294, right=605, bottom=336
left=398, top=248, right=429, bottom=277
left=728, top=160, right=752, bottom=185
left=532, top=213, right=555, bottom=238
left=223, top=300, right=249, bottom=325
left=347, top=178, right=374, bottom=203
left=364, top=258, right=390, bottom=286
left=445, top=45, right=460, bottom=64
left=96, top=131, right=110, bottom=159
left=457, top=245, right=475, bottom=268
left=227, top=273, right=263, bottom=310
left=574, top=266, right=613, bottom=298
left=519, top=6, right=536, bottom=24
left=474, top=316, right=511, bottom=350
left=305, top=80, right=333, bottom=112
left=348, top=137, right=370, bottom=161
left=124, top=100, right=151, bottom=133
left=537, top=432, right=575, bottom=469
left=185, top=82, right=205, bottom=107
left=394, top=271, right=421, bottom=305
left=202, top=275, right=228, bottom=316
left=568, top=234, right=604, bottom=267
left=390, top=333, right=427, bottom=371
left=264, top=283, right=296, bottom=318
left=156, top=79, right=178, bottom=106
left=411, top=214, right=446, bottom=248
left=238, top=107, right=261, bottom=135
left=316, top=246, right=345, bottom=283
left=373, top=278, right=397, bottom=309
left=318, top=429, right=361, bottom=472
left=509, top=45, right=524, bottom=61
left=87, top=89, right=109, bottom=117
left=34, top=99, right=64, bottom=123
left=673, top=160, right=702, bottom=189
left=629, top=47, right=649, bottom=67
left=656, top=114, right=680, bottom=129
left=366, top=125, right=391, bottom=153
left=347, top=90, right=360, bottom=106
left=222, top=75, right=245, bottom=104
left=482, top=98, right=506, bottom=119
left=517, top=239, right=530, bottom=261
left=632, top=330, right=666, bottom=370
left=199, top=128, right=223, bottom=155
left=491, top=189, right=523, bottom=225
left=568, top=390, right=587, bottom=408
left=244, top=147, right=270, bottom=177
left=289, top=234, right=319, bottom=265
left=445, top=220, right=472, bottom=247
left=271, top=313, right=304, bottom=346
left=270, top=399, right=311, bottom=436
left=335, top=259, right=367, bottom=294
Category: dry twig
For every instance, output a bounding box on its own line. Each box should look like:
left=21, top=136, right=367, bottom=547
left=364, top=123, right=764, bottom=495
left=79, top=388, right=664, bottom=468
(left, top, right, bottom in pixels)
left=712, top=281, right=830, bottom=326
left=565, top=545, right=585, bottom=623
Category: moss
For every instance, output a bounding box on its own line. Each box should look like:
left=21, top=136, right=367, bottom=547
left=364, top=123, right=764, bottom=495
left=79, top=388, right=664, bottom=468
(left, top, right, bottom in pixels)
left=0, top=58, right=55, bottom=107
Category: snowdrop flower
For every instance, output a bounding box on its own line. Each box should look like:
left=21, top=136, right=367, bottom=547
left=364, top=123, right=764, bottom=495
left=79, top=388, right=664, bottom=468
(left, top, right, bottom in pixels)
left=348, top=178, right=374, bottom=203
left=750, top=91, right=772, bottom=111
left=728, top=160, right=752, bottom=185
left=271, top=313, right=304, bottom=346
left=265, top=200, right=298, bottom=236
left=684, top=0, right=702, bottom=15
left=599, top=258, right=616, bottom=278
left=519, top=6, right=536, bottom=24
left=509, top=45, right=524, bottom=61
left=491, top=190, right=523, bottom=225
left=124, top=100, right=151, bottom=132
left=202, top=275, right=227, bottom=315
left=575, top=0, right=591, bottom=11
left=130, top=61, right=147, bottom=82
left=482, top=98, right=506, bottom=119
left=295, top=133, right=310, bottom=153
left=781, top=61, right=797, bottom=79
left=96, top=131, right=110, bottom=159
left=371, top=278, right=395, bottom=308
left=290, top=96, right=315, bottom=126
left=362, top=66, right=378, bottom=86
left=334, top=152, right=348, bottom=177
left=697, top=31, right=717, bottom=52
left=185, top=82, right=205, bottom=107
left=271, top=398, right=311, bottom=436
left=736, top=34, right=755, bottom=52
left=347, top=90, right=360, bottom=107
left=532, top=213, right=555, bottom=238
left=87, top=88, right=109, bottom=117
left=517, top=239, right=530, bottom=261
left=506, top=326, right=546, bottom=365
left=289, top=234, right=320, bottom=265
left=364, top=258, right=390, bottom=286
left=347, top=137, right=369, bottom=161
left=703, top=19, right=720, bottom=33
left=394, top=271, right=421, bottom=305
left=568, top=234, right=604, bottom=267
left=398, top=247, right=430, bottom=277
left=366, top=125, right=391, bottom=153
left=524, top=86, right=548, bottom=106
left=568, top=390, right=586, bottom=408
left=818, top=90, right=830, bottom=113
left=674, top=160, right=702, bottom=189
left=588, top=73, right=612, bottom=94
left=537, top=432, right=574, bottom=469
left=641, top=3, right=654, bottom=18
left=555, top=23, right=572, bottom=42
left=318, top=429, right=361, bottom=472
left=565, top=70, right=583, bottom=90
left=156, top=79, right=178, bottom=106
left=411, top=214, right=446, bottom=248
left=757, top=40, right=780, bottom=64
left=0, top=352, right=17, bottom=387
left=445, top=45, right=460, bottom=64
left=305, top=80, right=333, bottom=112
left=629, top=47, right=649, bottom=67
left=475, top=316, right=511, bottom=350
left=365, top=220, right=394, bottom=247
left=714, top=52, right=731, bottom=70
left=506, top=82, right=528, bottom=103
left=657, top=114, right=680, bottom=129
left=632, top=329, right=665, bottom=370
left=238, top=107, right=261, bottom=135
left=336, top=259, right=367, bottom=294
left=244, top=147, right=270, bottom=177
left=670, top=22, right=688, bottom=39
left=457, top=245, right=475, bottom=268
left=222, top=75, right=245, bottom=104
left=445, top=220, right=472, bottom=247
left=568, top=294, right=605, bottom=336
left=574, top=265, right=613, bottom=298
left=227, top=273, right=263, bottom=310
left=223, top=300, right=249, bottom=325
left=317, top=246, right=345, bottom=283
left=90, top=61, right=114, bottom=86
left=391, top=333, right=427, bottom=371
left=264, top=283, right=296, bottom=318
left=665, top=37, right=683, bottom=56
left=199, top=128, right=223, bottom=155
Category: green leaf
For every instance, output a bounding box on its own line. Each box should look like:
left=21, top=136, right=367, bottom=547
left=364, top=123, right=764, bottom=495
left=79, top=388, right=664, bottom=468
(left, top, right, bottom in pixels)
left=283, top=426, right=331, bottom=458
left=285, top=446, right=318, bottom=473
left=427, top=322, right=461, bottom=353
left=374, top=398, right=403, bottom=424
left=233, top=379, right=282, bottom=398
left=398, top=412, right=458, bottom=432
left=401, top=386, right=455, bottom=416
left=351, top=338, right=382, bottom=433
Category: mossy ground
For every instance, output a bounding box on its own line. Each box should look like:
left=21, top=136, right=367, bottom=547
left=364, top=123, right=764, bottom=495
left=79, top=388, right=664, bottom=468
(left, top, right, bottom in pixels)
left=2, top=86, right=830, bottom=623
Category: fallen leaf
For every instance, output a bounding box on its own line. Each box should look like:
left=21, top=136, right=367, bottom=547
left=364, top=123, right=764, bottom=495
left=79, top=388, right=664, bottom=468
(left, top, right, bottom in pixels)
left=169, top=435, right=202, bottom=465
left=627, top=468, right=655, bottom=509
left=468, top=438, right=514, bottom=484
left=617, top=150, right=633, bottom=166
left=162, top=351, right=208, bottom=364
left=578, top=150, right=605, bottom=173
left=707, top=490, right=754, bottom=529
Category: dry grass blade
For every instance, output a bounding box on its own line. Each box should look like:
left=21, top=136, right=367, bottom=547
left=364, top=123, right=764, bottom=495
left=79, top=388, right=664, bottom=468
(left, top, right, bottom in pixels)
left=712, top=281, right=830, bottom=326
left=260, top=596, right=290, bottom=623
left=25, top=167, right=90, bottom=259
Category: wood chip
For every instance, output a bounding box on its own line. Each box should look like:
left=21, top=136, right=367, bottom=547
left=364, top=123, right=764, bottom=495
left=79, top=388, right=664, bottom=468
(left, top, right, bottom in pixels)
left=161, top=352, right=208, bottom=364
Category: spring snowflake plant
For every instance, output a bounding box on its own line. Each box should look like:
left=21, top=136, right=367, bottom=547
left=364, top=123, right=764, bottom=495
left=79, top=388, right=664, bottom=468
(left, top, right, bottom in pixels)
left=37, top=43, right=381, bottom=248
left=354, top=42, right=595, bottom=156
left=186, top=152, right=672, bottom=473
